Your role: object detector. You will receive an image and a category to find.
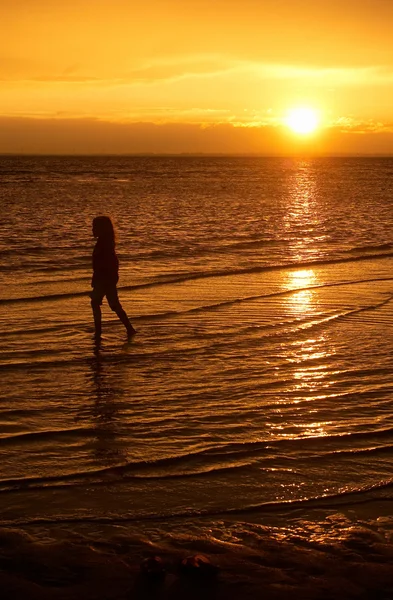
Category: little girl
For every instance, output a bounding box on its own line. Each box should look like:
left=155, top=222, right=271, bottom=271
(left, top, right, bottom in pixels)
left=90, top=216, right=135, bottom=340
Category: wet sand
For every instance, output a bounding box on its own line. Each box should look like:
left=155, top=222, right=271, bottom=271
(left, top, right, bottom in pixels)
left=1, top=520, right=393, bottom=600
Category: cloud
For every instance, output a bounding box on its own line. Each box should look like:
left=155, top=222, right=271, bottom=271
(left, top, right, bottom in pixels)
left=252, top=64, right=393, bottom=86
left=331, top=117, right=392, bottom=133
left=1, top=116, right=393, bottom=156
left=4, top=54, right=393, bottom=88
left=123, top=54, right=233, bottom=84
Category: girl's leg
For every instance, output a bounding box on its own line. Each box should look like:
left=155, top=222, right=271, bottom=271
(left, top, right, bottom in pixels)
left=114, top=304, right=136, bottom=337
left=107, top=288, right=136, bottom=337
left=91, top=299, right=102, bottom=340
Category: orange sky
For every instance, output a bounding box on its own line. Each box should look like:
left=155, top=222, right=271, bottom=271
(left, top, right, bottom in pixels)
left=1, top=0, right=393, bottom=154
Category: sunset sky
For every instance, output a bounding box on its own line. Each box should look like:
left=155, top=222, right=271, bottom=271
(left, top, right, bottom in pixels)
left=1, top=0, right=393, bottom=154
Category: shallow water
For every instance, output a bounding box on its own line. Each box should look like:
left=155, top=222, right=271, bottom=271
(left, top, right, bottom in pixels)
left=1, top=157, right=393, bottom=590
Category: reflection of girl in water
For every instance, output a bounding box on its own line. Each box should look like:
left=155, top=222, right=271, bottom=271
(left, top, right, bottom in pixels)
left=90, top=216, right=135, bottom=341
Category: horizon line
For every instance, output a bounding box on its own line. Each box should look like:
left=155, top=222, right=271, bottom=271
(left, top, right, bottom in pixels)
left=1, top=152, right=393, bottom=158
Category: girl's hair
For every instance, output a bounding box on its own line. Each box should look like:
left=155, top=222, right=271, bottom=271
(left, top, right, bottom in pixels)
left=93, top=216, right=116, bottom=244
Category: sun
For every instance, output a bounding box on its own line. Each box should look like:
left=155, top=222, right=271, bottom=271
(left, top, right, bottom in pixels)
left=286, top=107, right=319, bottom=135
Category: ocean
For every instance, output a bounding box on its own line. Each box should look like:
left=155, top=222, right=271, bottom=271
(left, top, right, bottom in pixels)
left=1, top=155, right=393, bottom=598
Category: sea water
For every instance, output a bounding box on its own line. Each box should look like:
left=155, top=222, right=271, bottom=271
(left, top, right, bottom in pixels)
left=1, top=156, right=393, bottom=595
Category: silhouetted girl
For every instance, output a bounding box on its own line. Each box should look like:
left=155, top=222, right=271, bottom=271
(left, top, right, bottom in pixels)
left=90, top=216, right=135, bottom=341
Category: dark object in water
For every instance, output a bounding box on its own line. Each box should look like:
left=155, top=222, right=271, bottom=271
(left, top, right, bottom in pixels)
left=179, top=554, right=219, bottom=578
left=139, top=555, right=166, bottom=581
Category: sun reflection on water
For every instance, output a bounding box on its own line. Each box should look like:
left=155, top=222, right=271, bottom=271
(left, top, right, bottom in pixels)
left=273, top=162, right=337, bottom=441
left=283, top=159, right=328, bottom=263
left=281, top=330, right=335, bottom=438
left=285, top=269, right=317, bottom=314
left=279, top=270, right=335, bottom=439
left=290, top=269, right=316, bottom=287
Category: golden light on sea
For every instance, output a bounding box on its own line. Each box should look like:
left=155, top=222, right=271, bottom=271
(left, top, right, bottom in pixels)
left=286, top=269, right=317, bottom=313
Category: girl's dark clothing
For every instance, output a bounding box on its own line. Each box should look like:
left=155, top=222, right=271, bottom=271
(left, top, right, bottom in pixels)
left=92, top=238, right=119, bottom=287
left=90, top=232, right=135, bottom=338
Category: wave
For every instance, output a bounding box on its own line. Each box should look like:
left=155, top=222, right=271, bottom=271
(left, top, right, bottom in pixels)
left=1, top=282, right=390, bottom=335
left=349, top=243, right=393, bottom=253
left=208, top=427, right=393, bottom=455
left=0, top=426, right=93, bottom=447
left=1, top=282, right=392, bottom=372
left=1, top=426, right=392, bottom=494
left=0, top=321, right=92, bottom=342
left=1, top=251, right=393, bottom=306
left=127, top=237, right=280, bottom=261
left=1, top=243, right=392, bottom=281
left=12, top=277, right=389, bottom=321
left=0, top=290, right=88, bottom=305
left=3, top=478, right=393, bottom=529
left=115, top=239, right=393, bottom=264
left=0, top=305, right=384, bottom=372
